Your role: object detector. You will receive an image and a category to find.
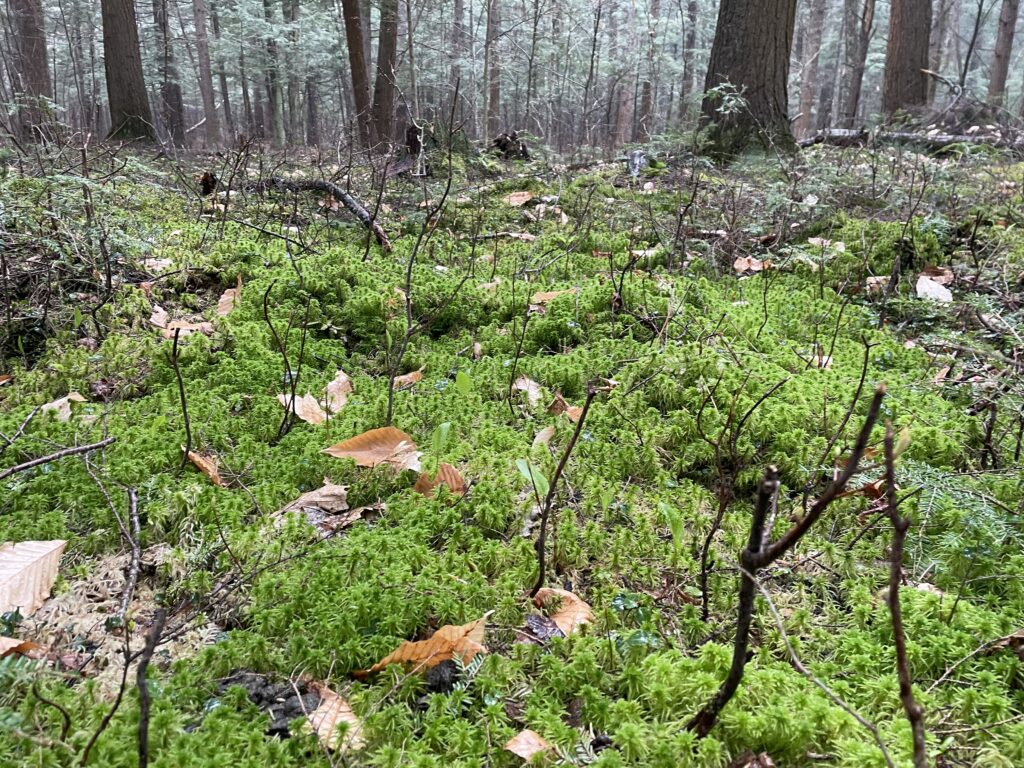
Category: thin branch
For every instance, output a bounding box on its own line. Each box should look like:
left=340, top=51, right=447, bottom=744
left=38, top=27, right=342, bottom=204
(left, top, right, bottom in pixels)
left=0, top=437, right=116, bottom=482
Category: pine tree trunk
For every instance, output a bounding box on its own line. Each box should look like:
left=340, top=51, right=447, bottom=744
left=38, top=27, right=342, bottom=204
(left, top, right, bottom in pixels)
left=882, top=0, right=932, bottom=114
left=700, top=0, right=798, bottom=156
left=100, top=0, right=155, bottom=139
left=262, top=0, right=285, bottom=145
left=7, top=0, right=52, bottom=140
left=795, top=0, right=828, bottom=138
left=485, top=0, right=502, bottom=136
left=681, top=0, right=698, bottom=106
left=372, top=0, right=399, bottom=148
left=192, top=0, right=221, bottom=145
left=151, top=0, right=185, bottom=145
left=210, top=1, right=235, bottom=141
left=987, top=0, right=1019, bottom=105
left=340, top=0, right=376, bottom=147
left=636, top=0, right=660, bottom=140
left=305, top=75, right=319, bottom=145
left=841, top=0, right=875, bottom=127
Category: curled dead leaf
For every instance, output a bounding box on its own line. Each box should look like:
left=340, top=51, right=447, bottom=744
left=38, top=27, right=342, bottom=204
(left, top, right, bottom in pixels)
left=0, top=540, right=67, bottom=615
left=186, top=449, right=226, bottom=486
left=150, top=305, right=169, bottom=328
left=413, top=463, right=465, bottom=498
left=324, top=427, right=421, bottom=472
left=733, top=256, right=773, bottom=274
left=866, top=275, right=889, bottom=295
left=161, top=320, right=215, bottom=339
left=533, top=588, right=593, bottom=636
left=513, top=376, right=543, bottom=408
left=504, top=729, right=552, bottom=760
left=357, top=612, right=492, bottom=677
left=394, top=368, right=424, bottom=388
left=305, top=681, right=365, bottom=752
left=324, top=370, right=353, bottom=412
left=217, top=276, right=243, bottom=316
left=530, top=287, right=578, bottom=305
left=546, top=393, right=582, bottom=423
left=532, top=425, right=556, bottom=449
left=278, top=393, right=329, bottom=425
left=0, top=637, right=48, bottom=659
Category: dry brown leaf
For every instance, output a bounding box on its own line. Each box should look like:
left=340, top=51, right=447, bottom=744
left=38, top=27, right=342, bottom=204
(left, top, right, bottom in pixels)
left=305, top=682, right=365, bottom=752
left=472, top=342, right=483, bottom=360
left=186, top=450, right=226, bottom=486
left=546, top=393, right=582, bottom=423
left=920, top=265, right=953, bottom=285
left=142, top=257, right=173, bottom=272
left=278, top=393, right=329, bottom=425
left=530, top=288, right=578, bottom=305
left=160, top=320, right=215, bottom=339
left=0, top=637, right=47, bottom=659
left=324, top=370, right=353, bottom=412
left=324, top=427, right=421, bottom=472
left=513, top=376, right=543, bottom=407
left=0, top=540, right=67, bottom=616
left=533, top=588, right=593, bottom=636
left=504, top=191, right=533, bottom=207
left=733, top=256, right=772, bottom=274
left=732, top=751, right=777, bottom=768
left=0, top=374, right=12, bottom=386
left=413, top=463, right=466, bottom=498
left=282, top=481, right=350, bottom=515
left=866, top=276, right=889, bottom=295
left=504, top=729, right=552, bottom=760
left=987, top=630, right=1024, bottom=661
left=394, top=368, right=424, bottom=388
left=149, top=305, right=169, bottom=328
left=532, top=425, right=556, bottom=449
left=41, top=392, right=86, bottom=422
left=358, top=612, right=492, bottom=677
left=217, top=277, right=243, bottom=316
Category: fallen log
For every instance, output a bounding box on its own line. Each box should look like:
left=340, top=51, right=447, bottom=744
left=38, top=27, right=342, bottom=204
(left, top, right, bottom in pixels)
left=250, top=177, right=392, bottom=251
left=800, top=128, right=1024, bottom=154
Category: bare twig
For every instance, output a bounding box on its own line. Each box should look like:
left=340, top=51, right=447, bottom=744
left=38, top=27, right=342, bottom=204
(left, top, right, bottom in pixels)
left=137, top=609, right=167, bottom=768
left=0, top=436, right=115, bottom=481
left=115, top=489, right=142, bottom=627
left=169, top=328, right=191, bottom=471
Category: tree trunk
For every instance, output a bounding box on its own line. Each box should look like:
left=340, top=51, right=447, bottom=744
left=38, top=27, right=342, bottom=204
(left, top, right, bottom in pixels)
left=451, top=0, right=465, bottom=118
left=681, top=0, right=698, bottom=106
left=841, top=0, right=875, bottom=127
left=100, top=0, right=155, bottom=139
left=210, top=1, right=235, bottom=141
left=305, top=75, right=319, bottom=145
left=485, top=0, right=502, bottom=136
left=340, top=0, right=376, bottom=147
left=987, top=0, right=1018, bottom=104
left=637, top=0, right=660, bottom=140
left=192, top=0, right=221, bottom=145
left=7, top=0, right=52, bottom=140
left=700, top=0, right=799, bottom=156
left=882, top=0, right=932, bottom=114
left=151, top=0, right=185, bottom=144
left=372, top=0, right=399, bottom=148
left=795, top=0, right=828, bottom=137
left=262, top=0, right=285, bottom=144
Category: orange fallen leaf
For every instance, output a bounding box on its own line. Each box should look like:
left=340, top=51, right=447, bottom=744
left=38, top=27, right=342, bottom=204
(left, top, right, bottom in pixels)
left=920, top=265, right=953, bottom=285
left=533, top=588, right=593, bottom=636
left=357, top=612, right=492, bottom=677
left=394, top=368, right=424, bottom=388
left=0, top=374, right=12, bottom=386
left=0, top=637, right=47, bottom=659
left=305, top=681, right=365, bottom=752
left=217, top=276, right=243, bottom=316
left=733, top=256, right=773, bottom=274
left=324, top=427, right=421, bottom=472
left=504, top=191, right=533, bottom=207
left=504, top=729, right=552, bottom=760
left=186, top=449, right=226, bottom=486
left=530, top=288, right=578, bottom=305
left=0, top=540, right=67, bottom=615
left=546, top=393, right=582, bottom=423
left=413, top=463, right=466, bottom=498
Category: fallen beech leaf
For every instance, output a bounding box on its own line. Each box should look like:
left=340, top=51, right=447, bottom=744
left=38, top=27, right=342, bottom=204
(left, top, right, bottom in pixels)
left=150, top=305, right=169, bottom=328
left=920, top=265, right=953, bottom=285
left=479, top=278, right=502, bottom=291
left=324, top=370, right=353, bottom=412
left=278, top=370, right=354, bottom=425
left=142, top=257, right=173, bottom=272
left=916, top=274, right=953, bottom=302
left=394, top=368, right=424, bottom=388
left=358, top=612, right=492, bottom=676
left=504, top=729, right=552, bottom=760
left=278, top=393, right=329, bottom=425
left=504, top=191, right=533, bottom=206
left=933, top=365, right=951, bottom=383
left=413, top=463, right=465, bottom=498
left=513, top=376, right=543, bottom=407
left=733, top=256, right=772, bottom=273
left=186, top=449, right=226, bottom=486
left=41, top=392, right=86, bottom=422
left=305, top=681, right=365, bottom=752
left=161, top=320, right=215, bottom=339
left=533, top=588, right=593, bottom=636
left=0, top=540, right=67, bottom=615
left=324, top=427, right=421, bottom=472
left=0, top=637, right=47, bottom=659
left=0, top=374, right=12, bottom=386
left=217, top=276, right=243, bottom=316
left=532, top=425, right=556, bottom=449
left=530, top=288, right=578, bottom=304
left=546, top=393, right=582, bottom=422
left=733, top=751, right=777, bottom=768
left=282, top=481, right=350, bottom=515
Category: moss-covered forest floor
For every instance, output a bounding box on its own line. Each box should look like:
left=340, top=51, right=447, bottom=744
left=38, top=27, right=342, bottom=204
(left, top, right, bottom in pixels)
left=1, top=142, right=1022, bottom=768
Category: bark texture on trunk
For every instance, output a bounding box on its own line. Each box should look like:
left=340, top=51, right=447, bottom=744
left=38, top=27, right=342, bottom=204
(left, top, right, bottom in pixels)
left=101, top=0, right=155, bottom=139
left=987, top=0, right=1020, bottom=105
left=700, top=0, right=799, bottom=156
left=485, top=0, right=502, bottom=136
left=841, top=0, right=874, bottom=126
left=372, top=0, right=399, bottom=148
left=341, top=0, right=376, bottom=147
left=193, top=0, right=221, bottom=145
left=882, top=0, right=932, bottom=114
left=795, top=0, right=828, bottom=138
left=7, top=0, right=52, bottom=140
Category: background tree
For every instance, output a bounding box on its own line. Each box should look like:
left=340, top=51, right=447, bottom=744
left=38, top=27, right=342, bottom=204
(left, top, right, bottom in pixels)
left=100, top=0, right=154, bottom=139
left=988, top=0, right=1020, bottom=105
left=6, top=0, right=52, bottom=140
left=882, top=0, right=933, bottom=114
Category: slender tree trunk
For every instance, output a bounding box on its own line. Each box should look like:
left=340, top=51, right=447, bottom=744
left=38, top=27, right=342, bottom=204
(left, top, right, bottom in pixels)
left=341, top=0, right=376, bottom=147
left=7, top=0, right=52, bottom=140
left=525, top=0, right=542, bottom=128
left=283, top=0, right=301, bottom=142
left=928, top=0, right=953, bottom=103
left=151, top=0, right=185, bottom=144
left=484, top=0, right=503, bottom=136
left=210, top=1, right=235, bottom=141
left=700, top=0, right=799, bottom=155
left=405, top=0, right=419, bottom=118
left=240, top=47, right=255, bottom=137
left=262, top=0, right=285, bottom=144
left=841, top=0, right=875, bottom=127
left=192, top=0, right=221, bottom=145
left=100, top=0, right=155, bottom=139
left=882, top=0, right=932, bottom=114
left=372, top=0, right=399, bottom=147
left=637, top=0, right=660, bottom=140
left=795, top=0, right=828, bottom=137
left=681, top=0, right=698, bottom=106
left=451, top=0, right=465, bottom=118
left=305, top=75, right=319, bottom=144
left=987, top=0, right=1018, bottom=103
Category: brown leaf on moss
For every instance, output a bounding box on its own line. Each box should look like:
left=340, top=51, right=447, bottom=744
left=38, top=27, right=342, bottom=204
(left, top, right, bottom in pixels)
left=394, top=368, right=424, bottom=388
left=504, top=729, right=552, bottom=760
left=150, top=305, right=169, bottom=328
left=41, top=392, right=86, bottom=422
left=532, top=425, right=556, bottom=449
left=413, top=463, right=465, bottom=498
left=504, top=191, right=533, bottom=207
left=0, top=540, right=67, bottom=615
left=533, top=588, right=593, bottom=636
left=530, top=288, right=578, bottom=305
left=217, top=276, right=243, bottom=316
left=324, top=370, right=353, bottom=412
left=186, top=450, right=226, bottom=486
left=282, top=481, right=350, bottom=515
left=546, top=393, right=582, bottom=423
left=0, top=637, right=47, bottom=659
left=513, top=376, right=543, bottom=408
left=278, top=393, right=329, bottom=425
left=324, top=427, right=421, bottom=472
left=305, top=681, right=365, bottom=752
left=357, top=613, right=491, bottom=677
left=161, top=320, right=214, bottom=339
